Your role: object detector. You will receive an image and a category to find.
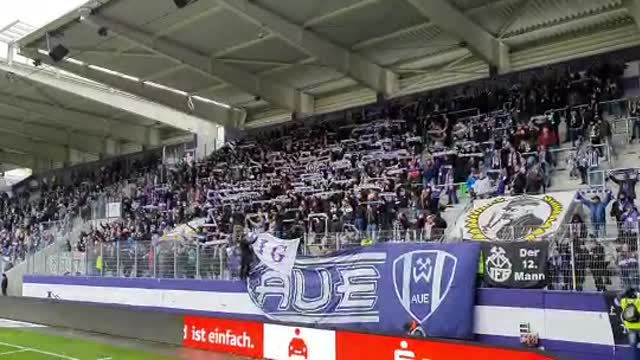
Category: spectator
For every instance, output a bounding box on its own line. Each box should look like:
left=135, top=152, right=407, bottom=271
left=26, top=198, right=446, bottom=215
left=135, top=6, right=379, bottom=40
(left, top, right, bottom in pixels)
left=567, top=108, right=584, bottom=146
left=474, top=173, right=493, bottom=199
left=610, top=170, right=638, bottom=200
left=611, top=193, right=631, bottom=231
left=239, top=233, right=256, bottom=280
left=569, top=214, right=587, bottom=242
left=1, top=274, right=7, bottom=296
left=587, top=240, right=608, bottom=292
left=577, top=190, right=613, bottom=238
left=618, top=246, right=639, bottom=290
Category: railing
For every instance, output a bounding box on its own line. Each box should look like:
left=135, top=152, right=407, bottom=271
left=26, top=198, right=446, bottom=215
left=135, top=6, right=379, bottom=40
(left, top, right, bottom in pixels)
left=547, top=222, right=640, bottom=292
left=25, top=220, right=640, bottom=293
left=28, top=228, right=448, bottom=279
left=26, top=239, right=230, bottom=280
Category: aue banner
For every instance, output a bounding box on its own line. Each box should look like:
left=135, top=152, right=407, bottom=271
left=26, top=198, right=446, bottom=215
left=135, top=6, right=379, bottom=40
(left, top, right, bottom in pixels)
left=247, top=242, right=480, bottom=339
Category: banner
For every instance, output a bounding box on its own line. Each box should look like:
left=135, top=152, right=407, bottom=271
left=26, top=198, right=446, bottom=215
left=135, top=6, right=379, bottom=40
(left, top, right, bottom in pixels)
left=251, top=233, right=299, bottom=275
left=461, top=192, right=576, bottom=241
left=481, top=241, right=548, bottom=288
left=161, top=218, right=206, bottom=242
left=106, top=202, right=121, bottom=218
left=247, top=242, right=481, bottom=339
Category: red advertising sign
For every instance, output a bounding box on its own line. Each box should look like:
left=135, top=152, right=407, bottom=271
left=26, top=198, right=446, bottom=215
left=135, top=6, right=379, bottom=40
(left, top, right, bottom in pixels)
left=336, top=332, right=556, bottom=360
left=183, top=316, right=263, bottom=358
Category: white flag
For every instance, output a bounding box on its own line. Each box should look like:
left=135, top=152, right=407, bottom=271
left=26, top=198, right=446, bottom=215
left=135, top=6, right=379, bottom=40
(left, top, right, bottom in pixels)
left=251, top=233, right=299, bottom=275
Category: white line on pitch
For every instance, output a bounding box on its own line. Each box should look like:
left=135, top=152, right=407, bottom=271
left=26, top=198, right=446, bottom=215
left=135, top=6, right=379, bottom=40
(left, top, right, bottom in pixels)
left=0, top=349, right=28, bottom=355
left=0, top=341, right=80, bottom=360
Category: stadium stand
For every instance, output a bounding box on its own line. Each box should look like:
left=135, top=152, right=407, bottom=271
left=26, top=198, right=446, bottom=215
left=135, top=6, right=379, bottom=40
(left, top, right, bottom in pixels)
left=5, top=59, right=636, bottom=291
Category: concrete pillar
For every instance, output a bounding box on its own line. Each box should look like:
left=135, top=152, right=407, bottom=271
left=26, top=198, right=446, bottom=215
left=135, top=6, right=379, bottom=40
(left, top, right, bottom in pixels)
left=147, top=127, right=161, bottom=147
left=68, top=149, right=85, bottom=165
left=194, top=123, right=222, bottom=159
left=33, top=158, right=53, bottom=173
left=103, top=138, right=120, bottom=158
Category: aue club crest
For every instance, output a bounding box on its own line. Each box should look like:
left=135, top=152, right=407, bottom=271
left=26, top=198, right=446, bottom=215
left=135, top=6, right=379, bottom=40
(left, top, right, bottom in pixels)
left=392, top=250, right=457, bottom=323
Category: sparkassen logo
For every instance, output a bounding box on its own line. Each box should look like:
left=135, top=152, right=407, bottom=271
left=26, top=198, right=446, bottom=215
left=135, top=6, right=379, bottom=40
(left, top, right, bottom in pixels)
left=392, top=250, right=457, bottom=324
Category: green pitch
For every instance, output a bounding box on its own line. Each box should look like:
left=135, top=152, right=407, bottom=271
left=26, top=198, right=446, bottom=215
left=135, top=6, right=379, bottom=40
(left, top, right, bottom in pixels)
left=0, top=327, right=178, bottom=360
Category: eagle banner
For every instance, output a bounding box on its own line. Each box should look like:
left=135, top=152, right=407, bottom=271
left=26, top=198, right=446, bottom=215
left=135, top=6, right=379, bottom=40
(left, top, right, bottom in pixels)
left=462, top=192, right=576, bottom=242
left=481, top=241, right=548, bottom=289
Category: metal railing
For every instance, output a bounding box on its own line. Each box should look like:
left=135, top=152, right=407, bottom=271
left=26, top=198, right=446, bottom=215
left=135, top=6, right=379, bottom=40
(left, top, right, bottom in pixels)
left=547, top=222, right=640, bottom=292
left=26, top=239, right=229, bottom=280
left=24, top=219, right=640, bottom=294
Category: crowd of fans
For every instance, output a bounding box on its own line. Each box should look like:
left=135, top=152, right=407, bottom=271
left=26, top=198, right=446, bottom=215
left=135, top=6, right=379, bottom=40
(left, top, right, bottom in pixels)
left=0, top=62, right=628, bottom=274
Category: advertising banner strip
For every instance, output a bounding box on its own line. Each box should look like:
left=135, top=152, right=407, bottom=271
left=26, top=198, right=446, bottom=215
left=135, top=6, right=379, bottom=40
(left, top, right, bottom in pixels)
left=183, top=315, right=558, bottom=360
left=336, top=331, right=557, bottom=360
left=182, top=316, right=264, bottom=358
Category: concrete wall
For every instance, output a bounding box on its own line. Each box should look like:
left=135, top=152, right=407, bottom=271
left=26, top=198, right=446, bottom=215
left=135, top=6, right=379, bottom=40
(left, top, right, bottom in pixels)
left=0, top=296, right=182, bottom=345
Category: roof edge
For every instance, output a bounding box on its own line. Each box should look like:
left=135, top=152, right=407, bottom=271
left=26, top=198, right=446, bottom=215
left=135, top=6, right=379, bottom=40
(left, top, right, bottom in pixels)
left=17, top=0, right=115, bottom=47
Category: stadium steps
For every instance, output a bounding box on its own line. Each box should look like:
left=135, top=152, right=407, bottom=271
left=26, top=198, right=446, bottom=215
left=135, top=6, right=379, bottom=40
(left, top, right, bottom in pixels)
left=5, top=218, right=88, bottom=296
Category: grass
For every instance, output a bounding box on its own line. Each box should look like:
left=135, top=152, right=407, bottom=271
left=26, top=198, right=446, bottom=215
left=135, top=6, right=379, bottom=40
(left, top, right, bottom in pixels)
left=0, top=327, right=179, bottom=360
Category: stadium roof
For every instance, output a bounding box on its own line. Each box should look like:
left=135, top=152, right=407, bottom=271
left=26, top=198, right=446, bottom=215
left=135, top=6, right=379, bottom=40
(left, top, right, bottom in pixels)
left=0, top=20, right=205, bottom=171
left=15, top=0, right=640, bottom=130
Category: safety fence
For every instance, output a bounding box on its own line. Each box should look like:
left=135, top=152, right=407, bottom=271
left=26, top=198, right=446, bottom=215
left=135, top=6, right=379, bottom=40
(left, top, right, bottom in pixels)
left=547, top=229, right=640, bottom=292
left=24, top=220, right=640, bottom=294
left=26, top=239, right=229, bottom=280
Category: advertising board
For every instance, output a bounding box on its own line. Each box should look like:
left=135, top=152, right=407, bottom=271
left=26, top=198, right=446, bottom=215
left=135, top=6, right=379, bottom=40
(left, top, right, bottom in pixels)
left=182, top=316, right=264, bottom=358
left=336, top=332, right=556, bottom=360
left=183, top=315, right=557, bottom=360
left=263, top=323, right=336, bottom=360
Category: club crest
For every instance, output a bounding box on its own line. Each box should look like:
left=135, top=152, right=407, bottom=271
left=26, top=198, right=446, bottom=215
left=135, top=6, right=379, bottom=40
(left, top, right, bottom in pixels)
left=392, top=250, right=457, bottom=324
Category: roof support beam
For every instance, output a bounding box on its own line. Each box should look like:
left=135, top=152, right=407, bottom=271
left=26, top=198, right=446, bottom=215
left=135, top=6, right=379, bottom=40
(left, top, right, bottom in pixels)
left=20, top=49, right=246, bottom=132
left=0, top=115, right=104, bottom=155
left=0, top=90, right=148, bottom=145
left=0, top=132, right=69, bottom=161
left=624, top=0, right=640, bottom=31
left=79, top=13, right=314, bottom=115
left=221, top=0, right=399, bottom=96
left=406, top=0, right=510, bottom=73
left=0, top=59, right=223, bottom=138
left=0, top=152, right=35, bottom=168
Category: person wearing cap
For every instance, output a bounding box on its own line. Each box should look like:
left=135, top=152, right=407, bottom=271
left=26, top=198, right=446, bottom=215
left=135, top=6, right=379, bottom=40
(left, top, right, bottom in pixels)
left=577, top=189, right=613, bottom=239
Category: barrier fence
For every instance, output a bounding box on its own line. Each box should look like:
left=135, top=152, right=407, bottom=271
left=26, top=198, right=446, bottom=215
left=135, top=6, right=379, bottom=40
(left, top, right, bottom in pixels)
left=26, top=239, right=229, bottom=280
left=24, top=220, right=640, bottom=293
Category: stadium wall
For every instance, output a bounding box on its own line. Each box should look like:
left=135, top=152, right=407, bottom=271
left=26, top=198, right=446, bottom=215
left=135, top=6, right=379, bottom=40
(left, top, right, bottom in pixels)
left=22, top=276, right=631, bottom=360
left=0, top=295, right=554, bottom=360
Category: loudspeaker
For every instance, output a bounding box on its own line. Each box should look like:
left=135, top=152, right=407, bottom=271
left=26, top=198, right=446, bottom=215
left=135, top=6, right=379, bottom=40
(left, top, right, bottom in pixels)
left=489, top=65, right=498, bottom=78
left=48, top=44, right=69, bottom=62
left=173, top=0, right=191, bottom=8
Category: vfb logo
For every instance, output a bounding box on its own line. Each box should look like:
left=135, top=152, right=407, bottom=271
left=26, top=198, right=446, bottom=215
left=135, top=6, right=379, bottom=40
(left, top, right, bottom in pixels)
left=485, top=246, right=512, bottom=283
left=392, top=250, right=457, bottom=324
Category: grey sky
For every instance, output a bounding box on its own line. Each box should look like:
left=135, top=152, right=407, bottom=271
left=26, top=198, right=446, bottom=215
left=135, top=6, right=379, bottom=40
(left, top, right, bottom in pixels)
left=0, top=0, right=88, bottom=30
